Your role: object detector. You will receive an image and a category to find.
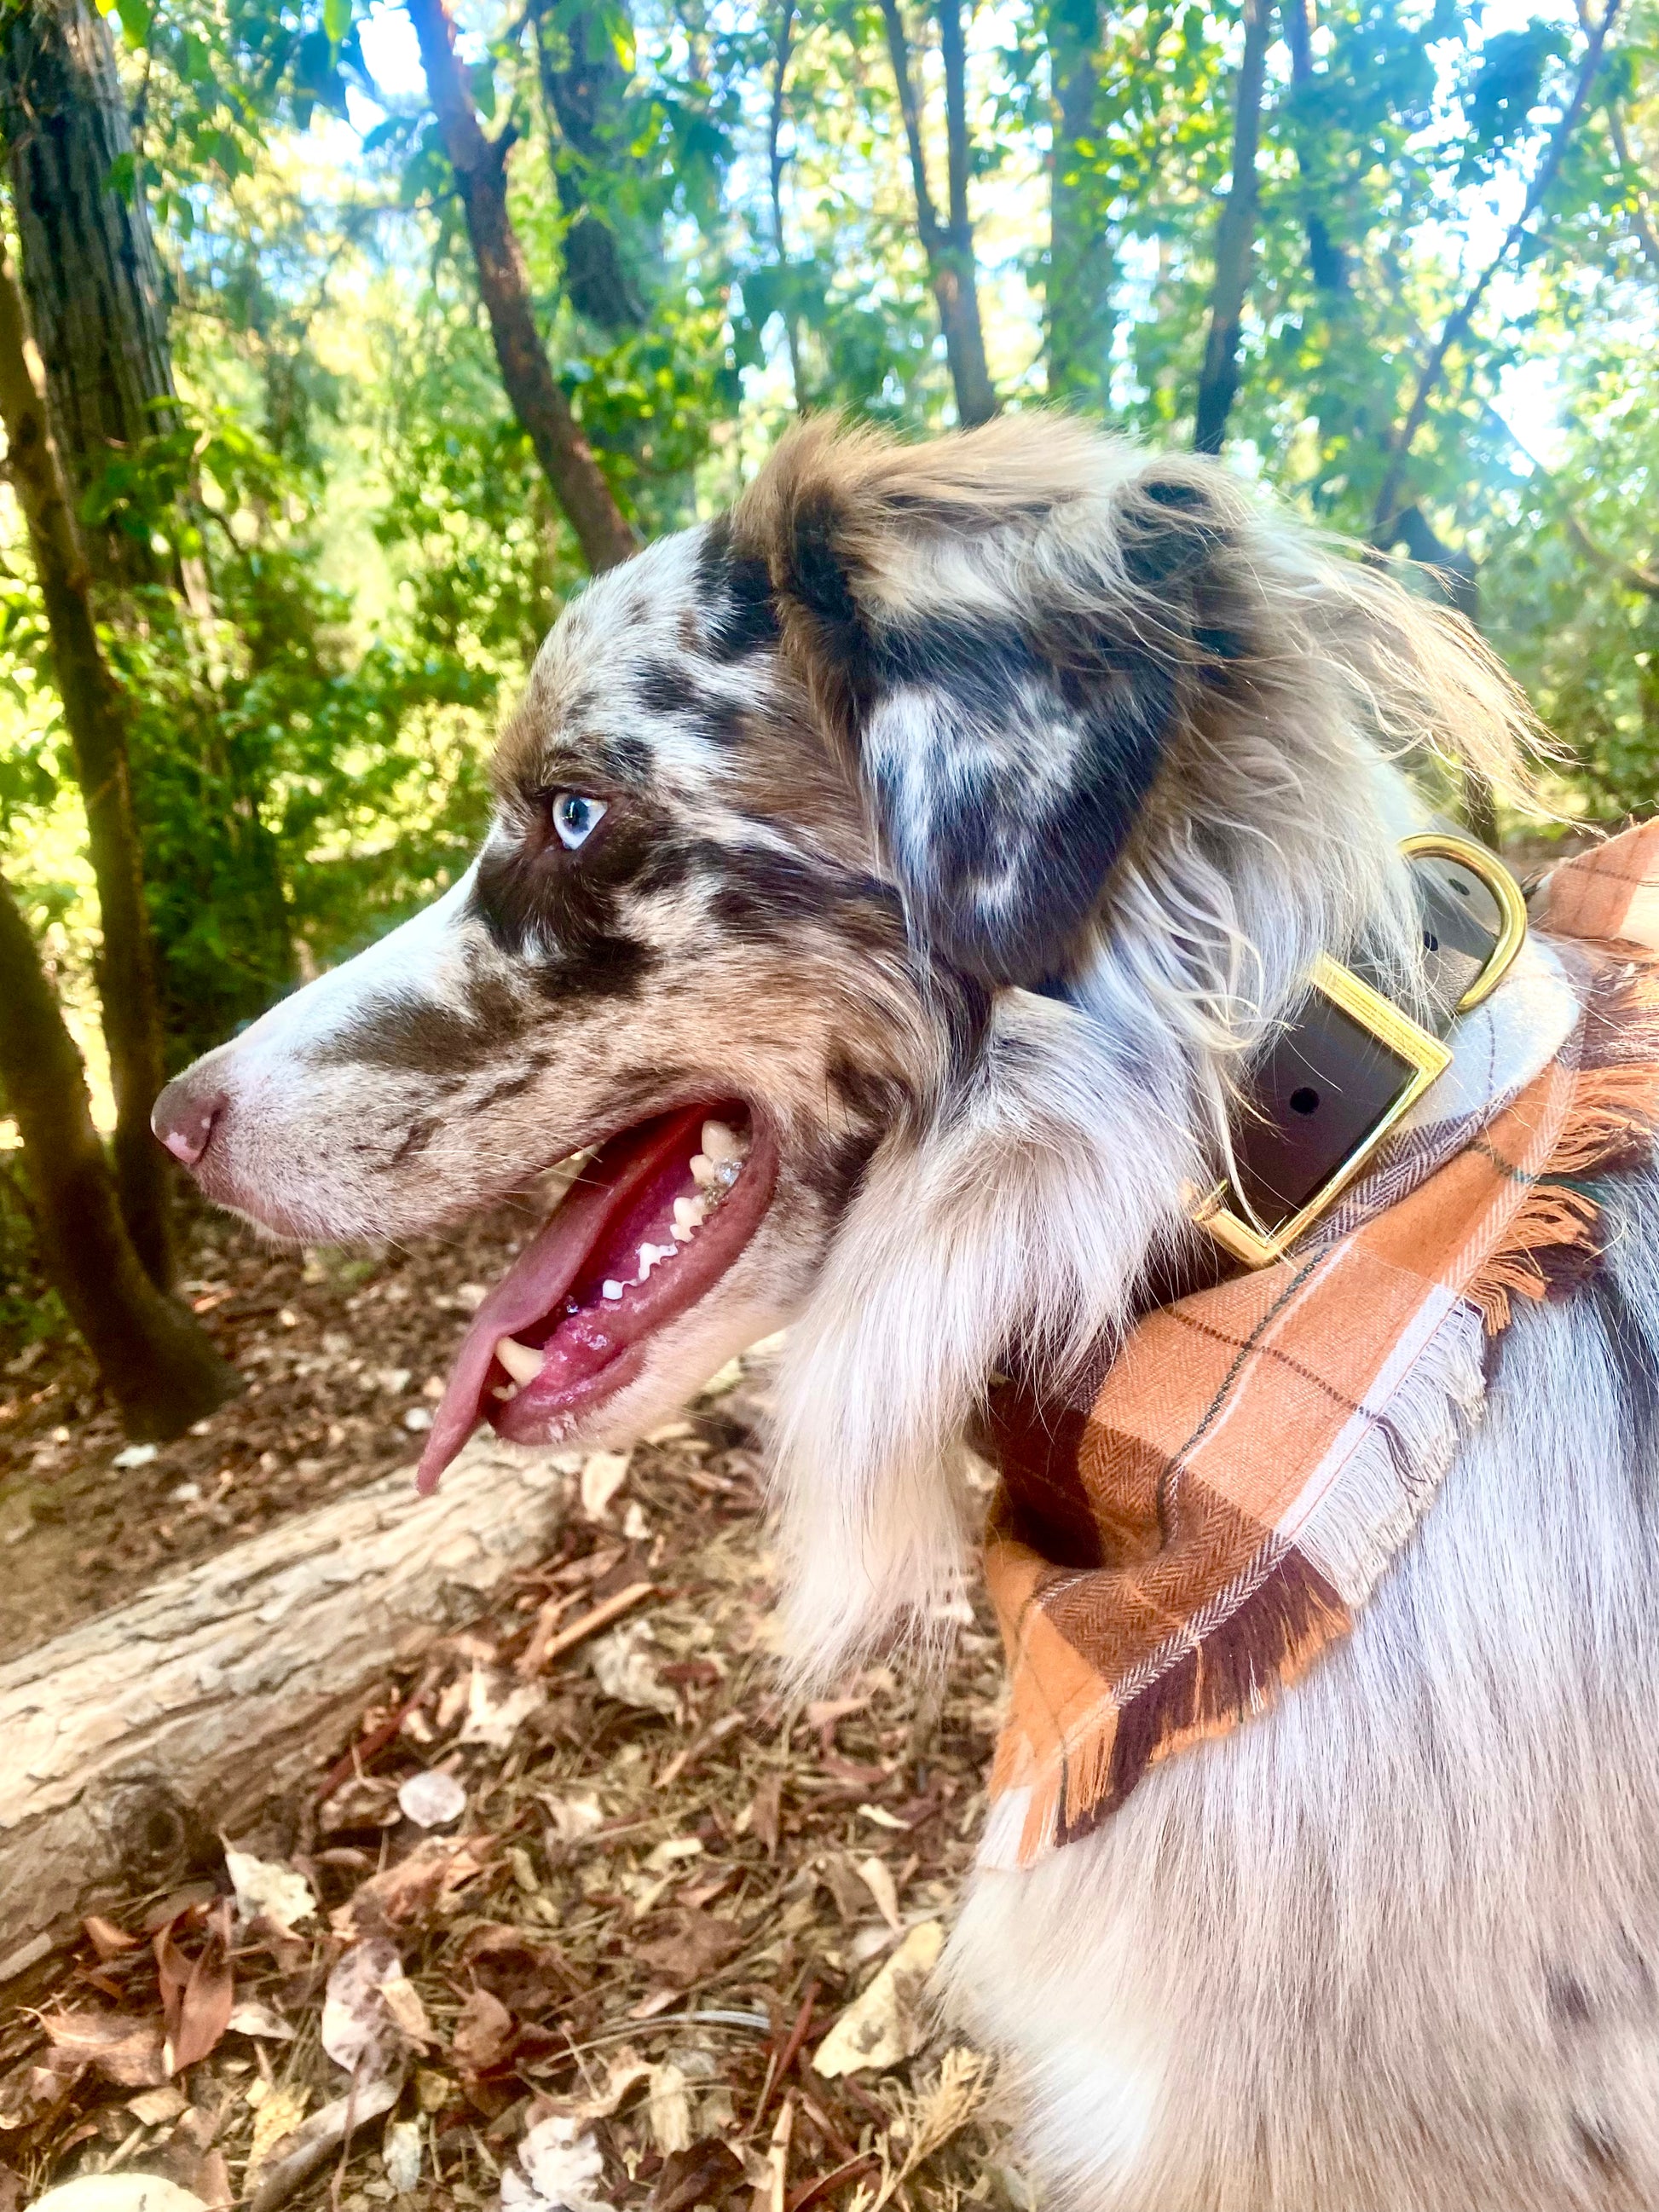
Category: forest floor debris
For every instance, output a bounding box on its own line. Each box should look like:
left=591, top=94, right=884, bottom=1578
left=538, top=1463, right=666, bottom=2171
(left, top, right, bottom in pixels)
left=0, top=1276, right=1024, bottom=2211
left=0, top=1188, right=558, bottom=1658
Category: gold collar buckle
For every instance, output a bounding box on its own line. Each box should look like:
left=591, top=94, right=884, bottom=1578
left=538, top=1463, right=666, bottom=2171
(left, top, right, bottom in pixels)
left=1194, top=834, right=1529, bottom=1270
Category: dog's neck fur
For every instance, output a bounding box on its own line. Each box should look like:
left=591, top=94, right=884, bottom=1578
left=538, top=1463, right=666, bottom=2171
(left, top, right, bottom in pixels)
left=770, top=742, right=1428, bottom=1686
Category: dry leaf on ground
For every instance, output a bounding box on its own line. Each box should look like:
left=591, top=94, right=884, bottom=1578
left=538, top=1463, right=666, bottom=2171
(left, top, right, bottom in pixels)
left=224, top=1999, right=293, bottom=2042
left=321, top=1938, right=429, bottom=2078
left=328, top=1833, right=491, bottom=1937
left=636, top=1909, right=743, bottom=1986
left=546, top=2048, right=650, bottom=2123
left=501, top=2114, right=616, bottom=2212
left=590, top=1619, right=679, bottom=1716
left=645, top=2061, right=693, bottom=2153
left=222, top=1849, right=315, bottom=1934
left=813, top=1921, right=945, bottom=2076
left=382, top=2115, right=422, bottom=2193
left=649, top=2138, right=746, bottom=2212
left=3, top=1347, right=1009, bottom=2212
left=460, top=1662, right=546, bottom=1747
left=450, top=1985, right=515, bottom=2074
left=154, top=1908, right=234, bottom=2076
left=855, top=1857, right=903, bottom=1933
left=41, top=2013, right=167, bottom=2090
left=580, top=1451, right=631, bottom=1522
left=245, top=2082, right=310, bottom=2184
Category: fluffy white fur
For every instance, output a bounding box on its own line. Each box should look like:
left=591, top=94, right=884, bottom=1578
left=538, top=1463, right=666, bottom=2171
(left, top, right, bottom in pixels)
left=944, top=1187, right=1659, bottom=2208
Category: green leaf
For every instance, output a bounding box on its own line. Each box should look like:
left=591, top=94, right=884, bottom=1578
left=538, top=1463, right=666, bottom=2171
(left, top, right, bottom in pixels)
left=113, top=0, right=152, bottom=46
left=322, top=0, right=353, bottom=45
left=103, top=150, right=137, bottom=205
left=470, top=60, right=495, bottom=119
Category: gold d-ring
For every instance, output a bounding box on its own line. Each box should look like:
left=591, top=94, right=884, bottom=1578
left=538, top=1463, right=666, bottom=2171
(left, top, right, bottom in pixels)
left=1399, top=830, right=1529, bottom=1010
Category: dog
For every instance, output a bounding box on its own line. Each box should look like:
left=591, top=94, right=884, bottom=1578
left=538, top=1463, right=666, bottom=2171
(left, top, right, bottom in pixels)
left=154, top=416, right=1659, bottom=2211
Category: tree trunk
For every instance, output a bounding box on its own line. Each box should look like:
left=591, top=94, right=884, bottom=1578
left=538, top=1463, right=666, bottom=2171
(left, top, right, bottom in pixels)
left=0, top=1438, right=568, bottom=1978
left=0, top=0, right=176, bottom=588
left=1193, top=0, right=1272, bottom=454
left=880, top=0, right=998, bottom=427
left=408, top=0, right=639, bottom=574
left=532, top=0, right=649, bottom=333
left=1048, top=0, right=1114, bottom=406
left=1281, top=0, right=1347, bottom=294
left=0, top=256, right=176, bottom=1291
left=0, top=869, right=237, bottom=1445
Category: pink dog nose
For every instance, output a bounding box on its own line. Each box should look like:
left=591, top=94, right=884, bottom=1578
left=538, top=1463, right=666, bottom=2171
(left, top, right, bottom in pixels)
left=152, top=1075, right=228, bottom=1169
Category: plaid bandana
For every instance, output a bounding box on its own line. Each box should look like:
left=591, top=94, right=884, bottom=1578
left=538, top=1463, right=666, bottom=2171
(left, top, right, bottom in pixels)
left=980, top=821, right=1659, bottom=1872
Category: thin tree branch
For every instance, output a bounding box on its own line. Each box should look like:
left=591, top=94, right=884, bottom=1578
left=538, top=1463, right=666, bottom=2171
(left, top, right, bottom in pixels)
left=880, top=0, right=943, bottom=255
left=1194, top=0, right=1273, bottom=453
left=935, top=0, right=997, bottom=422
left=407, top=0, right=637, bottom=572
left=939, top=0, right=971, bottom=242
left=879, top=0, right=997, bottom=424
left=1371, top=0, right=1627, bottom=539
left=1281, top=0, right=1346, bottom=292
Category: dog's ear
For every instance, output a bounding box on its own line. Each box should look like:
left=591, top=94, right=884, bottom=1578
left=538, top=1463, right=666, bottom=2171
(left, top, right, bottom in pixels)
left=735, top=419, right=1241, bottom=989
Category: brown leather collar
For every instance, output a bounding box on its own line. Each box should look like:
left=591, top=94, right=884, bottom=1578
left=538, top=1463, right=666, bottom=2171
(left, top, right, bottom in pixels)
left=1194, top=833, right=1529, bottom=1268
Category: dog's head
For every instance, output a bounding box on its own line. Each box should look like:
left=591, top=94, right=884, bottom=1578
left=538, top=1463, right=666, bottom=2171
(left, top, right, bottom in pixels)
left=155, top=416, right=1529, bottom=1670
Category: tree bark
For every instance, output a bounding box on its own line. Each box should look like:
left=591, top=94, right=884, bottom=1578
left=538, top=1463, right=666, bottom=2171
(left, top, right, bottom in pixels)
left=1193, top=0, right=1272, bottom=454
left=1370, top=0, right=1626, bottom=540
left=0, top=0, right=176, bottom=587
left=0, top=1438, right=569, bottom=1978
left=408, top=0, right=639, bottom=574
left=1047, top=0, right=1114, bottom=406
left=1281, top=0, right=1346, bottom=293
left=880, top=0, right=998, bottom=427
left=532, top=0, right=650, bottom=332
left=0, top=256, right=176, bottom=1291
left=0, top=869, right=236, bottom=1447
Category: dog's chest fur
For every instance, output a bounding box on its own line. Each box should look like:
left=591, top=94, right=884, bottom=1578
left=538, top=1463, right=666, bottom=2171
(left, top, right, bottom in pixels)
left=945, top=1161, right=1659, bottom=2212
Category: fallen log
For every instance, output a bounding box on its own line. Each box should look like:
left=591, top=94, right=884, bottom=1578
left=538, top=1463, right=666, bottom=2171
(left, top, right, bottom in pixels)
left=0, top=1437, right=573, bottom=1977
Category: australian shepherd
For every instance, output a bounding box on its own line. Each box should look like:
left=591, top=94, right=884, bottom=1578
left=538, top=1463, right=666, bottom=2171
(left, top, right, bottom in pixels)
left=155, top=418, right=1659, bottom=2212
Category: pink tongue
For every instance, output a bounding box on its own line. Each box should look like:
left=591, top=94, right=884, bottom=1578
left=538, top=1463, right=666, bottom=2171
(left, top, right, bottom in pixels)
left=415, top=1110, right=702, bottom=1493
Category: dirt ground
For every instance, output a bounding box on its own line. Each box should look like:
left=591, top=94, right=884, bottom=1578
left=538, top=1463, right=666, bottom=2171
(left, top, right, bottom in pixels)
left=0, top=1204, right=1021, bottom=2212
left=0, top=1188, right=566, bottom=1660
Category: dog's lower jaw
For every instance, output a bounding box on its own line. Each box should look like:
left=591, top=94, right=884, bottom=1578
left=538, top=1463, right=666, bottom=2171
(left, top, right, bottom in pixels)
left=940, top=1167, right=1659, bottom=2212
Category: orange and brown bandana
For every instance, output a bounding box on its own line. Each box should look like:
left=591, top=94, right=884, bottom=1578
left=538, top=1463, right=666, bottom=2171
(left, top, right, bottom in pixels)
left=980, top=821, right=1659, bottom=1871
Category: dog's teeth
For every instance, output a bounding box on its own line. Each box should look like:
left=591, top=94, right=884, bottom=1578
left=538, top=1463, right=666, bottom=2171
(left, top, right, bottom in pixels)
left=673, top=1194, right=707, bottom=1237
left=689, top=1151, right=718, bottom=1191
left=494, top=1335, right=545, bottom=1386
left=602, top=1279, right=625, bottom=1302
left=638, top=1241, right=676, bottom=1279
left=700, top=1118, right=746, bottom=1167
left=492, top=1382, right=518, bottom=1401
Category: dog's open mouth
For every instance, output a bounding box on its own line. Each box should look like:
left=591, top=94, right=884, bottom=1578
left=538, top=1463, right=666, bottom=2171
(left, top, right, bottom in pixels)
left=416, top=1100, right=776, bottom=1493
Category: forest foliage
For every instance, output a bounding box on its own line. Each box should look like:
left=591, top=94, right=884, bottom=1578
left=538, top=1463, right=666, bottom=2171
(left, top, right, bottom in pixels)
left=0, top=0, right=1656, bottom=1359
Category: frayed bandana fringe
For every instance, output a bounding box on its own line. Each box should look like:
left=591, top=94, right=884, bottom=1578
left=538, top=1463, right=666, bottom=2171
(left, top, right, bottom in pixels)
left=980, top=822, right=1659, bottom=1872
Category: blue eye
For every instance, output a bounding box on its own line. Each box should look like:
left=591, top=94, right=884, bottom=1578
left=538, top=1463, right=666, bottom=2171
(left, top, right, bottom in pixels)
left=552, top=792, right=607, bottom=850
